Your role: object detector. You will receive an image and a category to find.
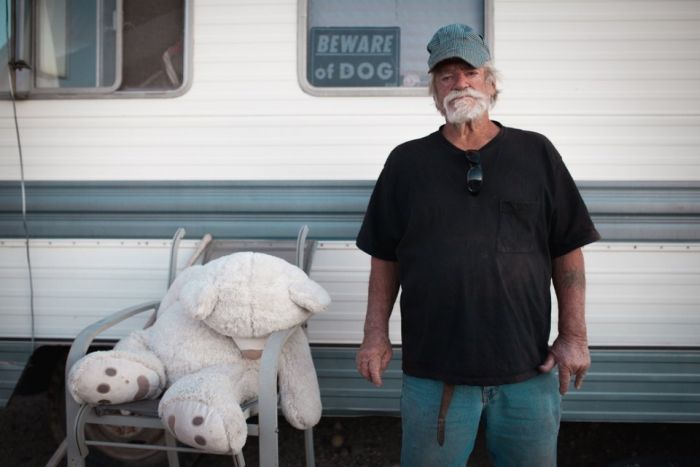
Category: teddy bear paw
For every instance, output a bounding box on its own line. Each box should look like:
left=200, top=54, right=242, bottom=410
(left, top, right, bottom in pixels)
left=69, top=353, right=162, bottom=405
left=161, top=400, right=246, bottom=454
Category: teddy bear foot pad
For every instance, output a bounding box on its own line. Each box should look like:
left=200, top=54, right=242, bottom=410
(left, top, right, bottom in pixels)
left=160, top=399, right=238, bottom=454
left=69, top=353, right=162, bottom=405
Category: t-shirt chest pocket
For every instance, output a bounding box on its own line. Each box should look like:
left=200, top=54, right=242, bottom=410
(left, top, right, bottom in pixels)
left=497, top=200, right=540, bottom=253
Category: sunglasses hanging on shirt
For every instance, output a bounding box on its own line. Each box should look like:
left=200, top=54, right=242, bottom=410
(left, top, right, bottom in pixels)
left=465, top=150, right=482, bottom=194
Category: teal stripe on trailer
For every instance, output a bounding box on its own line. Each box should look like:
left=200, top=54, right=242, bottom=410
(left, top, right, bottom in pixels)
left=1, top=181, right=700, bottom=241
left=0, top=181, right=371, bottom=240
left=311, top=347, right=700, bottom=422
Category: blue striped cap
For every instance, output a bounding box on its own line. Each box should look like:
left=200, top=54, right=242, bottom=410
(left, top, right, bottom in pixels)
left=427, top=24, right=491, bottom=71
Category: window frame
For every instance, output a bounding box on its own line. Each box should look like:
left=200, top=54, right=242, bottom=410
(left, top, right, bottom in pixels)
left=297, top=0, right=495, bottom=97
left=12, top=0, right=193, bottom=99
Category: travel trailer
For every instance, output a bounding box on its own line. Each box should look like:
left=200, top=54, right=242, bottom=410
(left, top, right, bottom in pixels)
left=1, top=0, right=699, bottom=461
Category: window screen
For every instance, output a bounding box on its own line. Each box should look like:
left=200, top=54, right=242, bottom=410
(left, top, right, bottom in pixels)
left=120, top=1, right=185, bottom=91
left=302, top=0, right=488, bottom=94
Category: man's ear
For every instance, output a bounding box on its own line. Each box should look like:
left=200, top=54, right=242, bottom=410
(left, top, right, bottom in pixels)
left=288, top=277, right=331, bottom=314
left=179, top=276, right=217, bottom=321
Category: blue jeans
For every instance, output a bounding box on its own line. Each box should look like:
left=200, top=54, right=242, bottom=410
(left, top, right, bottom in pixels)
left=400, top=372, right=561, bottom=467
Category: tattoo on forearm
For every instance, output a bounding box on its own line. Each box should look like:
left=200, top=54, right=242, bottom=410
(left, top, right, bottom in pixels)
left=559, top=271, right=585, bottom=290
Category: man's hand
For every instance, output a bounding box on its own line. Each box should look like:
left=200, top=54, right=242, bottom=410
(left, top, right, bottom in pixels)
left=545, top=248, right=590, bottom=395
left=538, top=334, right=591, bottom=395
left=356, top=330, right=393, bottom=387
left=357, top=257, right=399, bottom=387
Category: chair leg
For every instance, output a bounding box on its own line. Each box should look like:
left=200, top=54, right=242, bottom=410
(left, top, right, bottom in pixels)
left=66, top=404, right=90, bottom=467
left=233, top=451, right=246, bottom=467
left=304, top=428, right=316, bottom=467
left=164, top=431, right=180, bottom=467
left=45, top=438, right=67, bottom=467
left=65, top=428, right=85, bottom=467
left=258, top=419, right=279, bottom=467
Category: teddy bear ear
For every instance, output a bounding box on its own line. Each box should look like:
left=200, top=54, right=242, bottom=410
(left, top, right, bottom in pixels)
left=178, top=276, right=217, bottom=320
left=288, top=277, right=331, bottom=314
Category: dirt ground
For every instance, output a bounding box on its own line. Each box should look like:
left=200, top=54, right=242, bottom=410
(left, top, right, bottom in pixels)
left=1, top=392, right=699, bottom=467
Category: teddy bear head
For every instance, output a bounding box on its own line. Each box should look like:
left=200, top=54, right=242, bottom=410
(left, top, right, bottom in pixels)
left=177, top=252, right=330, bottom=357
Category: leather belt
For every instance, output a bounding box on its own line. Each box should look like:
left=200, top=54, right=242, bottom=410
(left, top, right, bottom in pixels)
left=436, top=383, right=455, bottom=446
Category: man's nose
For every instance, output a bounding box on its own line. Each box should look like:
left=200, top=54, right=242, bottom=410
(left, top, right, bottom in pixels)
left=453, top=71, right=470, bottom=90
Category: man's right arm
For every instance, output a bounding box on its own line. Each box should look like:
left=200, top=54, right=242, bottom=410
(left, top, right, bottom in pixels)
left=356, top=256, right=400, bottom=387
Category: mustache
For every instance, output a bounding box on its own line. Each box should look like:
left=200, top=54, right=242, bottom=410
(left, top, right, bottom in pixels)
left=444, top=88, right=489, bottom=105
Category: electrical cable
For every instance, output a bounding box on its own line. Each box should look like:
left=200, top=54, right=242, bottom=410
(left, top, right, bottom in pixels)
left=5, top=0, right=36, bottom=349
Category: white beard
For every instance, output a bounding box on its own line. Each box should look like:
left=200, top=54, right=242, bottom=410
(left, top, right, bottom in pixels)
left=441, top=89, right=491, bottom=124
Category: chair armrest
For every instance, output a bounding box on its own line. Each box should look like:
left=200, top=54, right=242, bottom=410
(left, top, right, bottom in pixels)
left=257, top=326, right=298, bottom=413
left=64, top=300, right=160, bottom=461
left=256, top=325, right=300, bottom=461
left=259, top=326, right=297, bottom=388
left=65, top=300, right=161, bottom=375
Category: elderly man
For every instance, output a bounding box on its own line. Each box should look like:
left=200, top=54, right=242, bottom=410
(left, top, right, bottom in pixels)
left=355, top=24, right=600, bottom=467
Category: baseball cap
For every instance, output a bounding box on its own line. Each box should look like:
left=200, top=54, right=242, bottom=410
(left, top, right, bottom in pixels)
left=427, top=24, right=491, bottom=71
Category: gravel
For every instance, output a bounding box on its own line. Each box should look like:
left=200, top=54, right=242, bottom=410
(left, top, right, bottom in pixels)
left=2, top=392, right=699, bottom=467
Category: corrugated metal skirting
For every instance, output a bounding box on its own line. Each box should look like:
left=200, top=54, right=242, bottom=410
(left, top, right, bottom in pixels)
left=313, top=347, right=700, bottom=423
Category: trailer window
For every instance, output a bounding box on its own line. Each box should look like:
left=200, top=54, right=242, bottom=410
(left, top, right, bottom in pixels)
left=13, top=0, right=191, bottom=97
left=299, top=0, right=492, bottom=96
left=120, top=1, right=186, bottom=92
left=34, top=0, right=120, bottom=91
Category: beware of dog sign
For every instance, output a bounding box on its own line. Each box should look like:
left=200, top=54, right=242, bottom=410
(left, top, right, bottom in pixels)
left=309, top=27, right=401, bottom=87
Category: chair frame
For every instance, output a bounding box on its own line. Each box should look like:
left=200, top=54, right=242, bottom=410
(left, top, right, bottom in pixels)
left=58, top=226, right=317, bottom=467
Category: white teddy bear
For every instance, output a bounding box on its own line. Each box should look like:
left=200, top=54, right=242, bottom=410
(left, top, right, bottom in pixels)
left=68, top=252, right=331, bottom=454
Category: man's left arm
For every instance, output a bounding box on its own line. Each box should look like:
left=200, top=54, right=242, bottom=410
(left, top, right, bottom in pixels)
left=538, top=247, right=591, bottom=395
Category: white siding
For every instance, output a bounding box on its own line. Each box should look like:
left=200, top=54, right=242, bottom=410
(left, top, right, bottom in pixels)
left=0, top=239, right=199, bottom=339
left=495, top=0, right=700, bottom=180
left=1, top=240, right=699, bottom=348
left=570, top=243, right=700, bottom=347
left=0, top=102, right=21, bottom=180
left=0, top=0, right=697, bottom=181
left=309, top=242, right=700, bottom=347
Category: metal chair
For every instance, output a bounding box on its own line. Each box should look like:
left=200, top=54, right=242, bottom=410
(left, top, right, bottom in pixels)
left=57, top=226, right=317, bottom=467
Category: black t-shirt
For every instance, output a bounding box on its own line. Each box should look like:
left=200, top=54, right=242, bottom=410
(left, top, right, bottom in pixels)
left=356, top=123, right=601, bottom=385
